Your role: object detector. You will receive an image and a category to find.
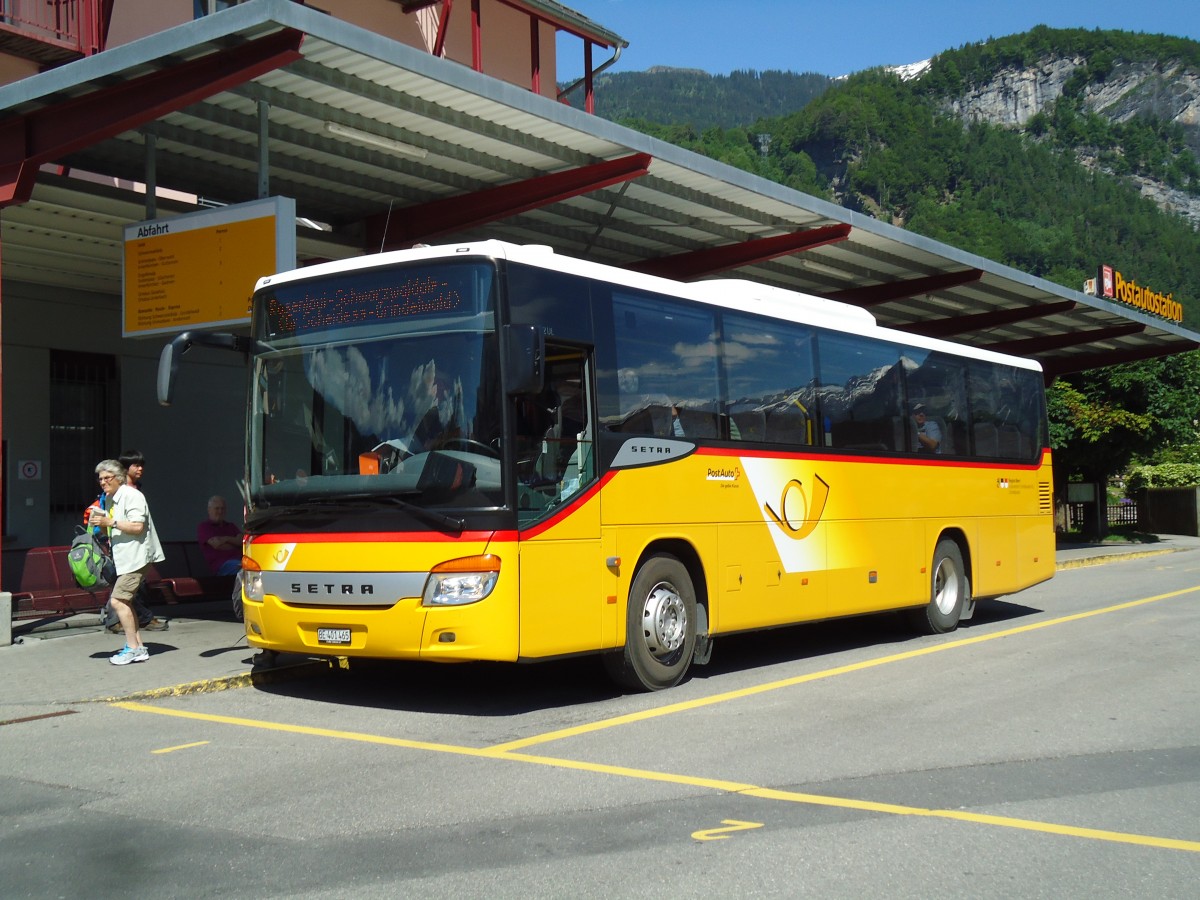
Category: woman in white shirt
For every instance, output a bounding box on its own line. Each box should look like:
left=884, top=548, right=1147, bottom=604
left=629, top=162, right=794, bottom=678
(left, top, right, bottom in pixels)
left=88, top=459, right=165, bottom=665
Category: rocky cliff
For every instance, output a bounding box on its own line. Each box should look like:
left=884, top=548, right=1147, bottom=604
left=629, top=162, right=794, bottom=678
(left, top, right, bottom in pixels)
left=943, top=57, right=1200, bottom=226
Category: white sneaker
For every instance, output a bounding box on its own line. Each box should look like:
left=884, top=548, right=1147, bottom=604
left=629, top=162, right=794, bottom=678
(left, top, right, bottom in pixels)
left=110, top=645, right=149, bottom=666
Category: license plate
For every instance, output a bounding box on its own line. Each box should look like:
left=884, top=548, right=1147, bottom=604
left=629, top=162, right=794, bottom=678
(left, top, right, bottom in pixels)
left=317, top=627, right=352, bottom=645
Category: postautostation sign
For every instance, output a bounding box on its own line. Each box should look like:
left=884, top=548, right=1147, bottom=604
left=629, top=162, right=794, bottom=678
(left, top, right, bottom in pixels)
left=1097, top=264, right=1184, bottom=324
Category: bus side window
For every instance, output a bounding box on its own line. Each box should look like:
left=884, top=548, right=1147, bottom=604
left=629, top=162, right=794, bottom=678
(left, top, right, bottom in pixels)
left=729, top=408, right=766, bottom=441
left=765, top=406, right=811, bottom=445
left=676, top=407, right=719, bottom=438
left=721, top=313, right=817, bottom=448
left=611, top=292, right=719, bottom=440
left=534, top=350, right=595, bottom=504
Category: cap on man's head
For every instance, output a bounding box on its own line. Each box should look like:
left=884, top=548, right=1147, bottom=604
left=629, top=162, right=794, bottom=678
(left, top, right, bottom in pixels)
left=913, top=402, right=926, bottom=413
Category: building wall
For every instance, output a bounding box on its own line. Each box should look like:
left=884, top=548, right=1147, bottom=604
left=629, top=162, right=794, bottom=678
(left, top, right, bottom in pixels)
left=311, top=0, right=431, bottom=49
left=433, top=0, right=559, bottom=99
left=105, top=0, right=193, bottom=47
left=0, top=53, right=40, bottom=84
left=103, top=0, right=558, bottom=98
left=2, top=278, right=247, bottom=550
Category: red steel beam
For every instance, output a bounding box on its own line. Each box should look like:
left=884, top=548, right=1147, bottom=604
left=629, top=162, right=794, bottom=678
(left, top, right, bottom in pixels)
left=986, top=323, right=1145, bottom=357
left=629, top=224, right=852, bottom=280
left=0, top=28, right=304, bottom=207
left=583, top=39, right=594, bottom=114
left=529, top=14, right=540, bottom=94
left=471, top=0, right=482, bottom=71
left=891, top=299, right=1079, bottom=339
left=1040, top=340, right=1199, bottom=378
left=367, top=152, right=653, bottom=251
left=827, top=269, right=983, bottom=308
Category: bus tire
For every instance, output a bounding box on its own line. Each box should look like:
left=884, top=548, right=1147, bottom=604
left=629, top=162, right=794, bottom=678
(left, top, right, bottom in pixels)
left=908, top=538, right=968, bottom=635
left=604, top=554, right=697, bottom=692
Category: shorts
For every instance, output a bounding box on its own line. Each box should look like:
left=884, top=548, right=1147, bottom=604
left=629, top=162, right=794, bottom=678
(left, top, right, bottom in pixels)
left=111, top=566, right=148, bottom=603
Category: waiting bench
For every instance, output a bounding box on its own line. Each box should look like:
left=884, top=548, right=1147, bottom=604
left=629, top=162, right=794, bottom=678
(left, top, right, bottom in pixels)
left=6, top=545, right=207, bottom=619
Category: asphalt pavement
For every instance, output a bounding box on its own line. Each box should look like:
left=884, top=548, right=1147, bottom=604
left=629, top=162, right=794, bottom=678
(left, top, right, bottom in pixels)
left=3, top=533, right=1198, bottom=717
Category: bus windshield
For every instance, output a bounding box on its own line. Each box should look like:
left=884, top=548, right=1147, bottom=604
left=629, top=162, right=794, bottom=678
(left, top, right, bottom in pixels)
left=248, top=261, right=504, bottom=513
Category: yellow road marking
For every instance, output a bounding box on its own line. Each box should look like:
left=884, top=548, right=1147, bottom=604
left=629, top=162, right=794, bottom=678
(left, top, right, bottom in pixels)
left=741, top=787, right=1200, bottom=853
left=491, top=585, right=1200, bottom=752
left=114, top=701, right=1200, bottom=854
left=112, top=583, right=1200, bottom=856
left=114, top=703, right=501, bottom=758
left=152, top=740, right=210, bottom=755
left=692, top=819, right=764, bottom=841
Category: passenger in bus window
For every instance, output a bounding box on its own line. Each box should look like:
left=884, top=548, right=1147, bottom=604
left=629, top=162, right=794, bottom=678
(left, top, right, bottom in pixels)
left=670, top=405, right=686, bottom=437
left=912, top=403, right=941, bottom=453
left=616, top=368, right=681, bottom=436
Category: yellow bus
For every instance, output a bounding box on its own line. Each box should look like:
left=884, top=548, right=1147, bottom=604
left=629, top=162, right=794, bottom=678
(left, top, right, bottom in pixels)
left=160, top=240, right=1055, bottom=691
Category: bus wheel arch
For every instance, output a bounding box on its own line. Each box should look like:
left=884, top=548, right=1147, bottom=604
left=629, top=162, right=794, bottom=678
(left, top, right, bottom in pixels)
left=604, top=540, right=707, bottom=691
left=907, top=532, right=971, bottom=635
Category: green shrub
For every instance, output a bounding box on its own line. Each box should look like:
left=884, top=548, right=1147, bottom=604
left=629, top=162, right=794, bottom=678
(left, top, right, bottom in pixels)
left=1125, top=463, right=1200, bottom=493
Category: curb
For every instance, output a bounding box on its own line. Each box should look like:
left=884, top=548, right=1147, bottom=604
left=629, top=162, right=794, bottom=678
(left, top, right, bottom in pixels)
left=86, top=656, right=332, bottom=703
left=1055, top=547, right=1181, bottom=571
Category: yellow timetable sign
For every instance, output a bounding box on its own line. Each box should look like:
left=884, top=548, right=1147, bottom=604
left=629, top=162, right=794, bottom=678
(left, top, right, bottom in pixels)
left=123, top=197, right=296, bottom=338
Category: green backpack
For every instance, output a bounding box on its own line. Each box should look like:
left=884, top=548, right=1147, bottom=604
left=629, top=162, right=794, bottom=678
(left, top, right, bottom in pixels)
left=68, top=528, right=116, bottom=591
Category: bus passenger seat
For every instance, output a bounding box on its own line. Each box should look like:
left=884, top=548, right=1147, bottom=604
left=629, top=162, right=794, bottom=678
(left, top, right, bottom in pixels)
left=676, top=408, right=718, bottom=438
left=973, top=422, right=999, bottom=456
left=731, top=411, right=765, bottom=441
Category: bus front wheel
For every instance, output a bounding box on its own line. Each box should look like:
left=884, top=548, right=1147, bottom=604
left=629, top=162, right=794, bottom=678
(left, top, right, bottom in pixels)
left=604, top=554, right=697, bottom=692
left=908, top=538, right=968, bottom=635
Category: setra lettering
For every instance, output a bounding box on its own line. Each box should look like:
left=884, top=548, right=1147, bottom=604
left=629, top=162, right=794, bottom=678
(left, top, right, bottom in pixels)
left=290, top=583, right=376, bottom=595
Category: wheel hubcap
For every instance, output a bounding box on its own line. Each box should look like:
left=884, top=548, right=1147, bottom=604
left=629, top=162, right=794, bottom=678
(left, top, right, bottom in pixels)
left=933, top=557, right=960, bottom=615
left=642, top=581, right=687, bottom=658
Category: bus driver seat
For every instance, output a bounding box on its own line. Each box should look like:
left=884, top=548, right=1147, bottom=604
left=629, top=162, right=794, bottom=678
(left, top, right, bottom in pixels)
left=536, top=377, right=591, bottom=498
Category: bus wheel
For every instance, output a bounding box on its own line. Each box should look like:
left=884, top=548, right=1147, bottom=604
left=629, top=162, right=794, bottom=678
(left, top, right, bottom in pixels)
left=908, top=538, right=968, bottom=635
left=604, top=554, right=697, bottom=691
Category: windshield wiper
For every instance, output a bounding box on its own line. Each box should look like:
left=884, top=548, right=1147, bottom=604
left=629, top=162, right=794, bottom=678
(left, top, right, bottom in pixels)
left=353, top=495, right=465, bottom=533
left=246, top=495, right=464, bottom=533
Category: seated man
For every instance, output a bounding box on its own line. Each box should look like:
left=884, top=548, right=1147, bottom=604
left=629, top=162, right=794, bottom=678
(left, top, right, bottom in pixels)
left=197, top=495, right=242, bottom=576
left=912, top=403, right=942, bottom=453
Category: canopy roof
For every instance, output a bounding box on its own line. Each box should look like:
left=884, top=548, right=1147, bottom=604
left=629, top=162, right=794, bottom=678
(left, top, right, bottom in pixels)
left=1, top=0, right=1195, bottom=377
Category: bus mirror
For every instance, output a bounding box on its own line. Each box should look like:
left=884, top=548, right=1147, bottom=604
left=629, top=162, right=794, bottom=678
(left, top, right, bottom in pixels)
left=157, top=331, right=255, bottom=406
left=157, top=334, right=188, bottom=406
left=504, top=324, right=544, bottom=395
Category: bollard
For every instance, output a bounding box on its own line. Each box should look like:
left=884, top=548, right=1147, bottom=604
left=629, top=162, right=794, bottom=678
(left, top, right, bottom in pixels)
left=1, top=591, right=11, bottom=647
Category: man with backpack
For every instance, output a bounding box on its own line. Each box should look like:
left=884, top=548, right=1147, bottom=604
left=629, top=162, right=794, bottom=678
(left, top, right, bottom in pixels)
left=89, top=459, right=165, bottom=665
left=86, top=449, right=168, bottom=632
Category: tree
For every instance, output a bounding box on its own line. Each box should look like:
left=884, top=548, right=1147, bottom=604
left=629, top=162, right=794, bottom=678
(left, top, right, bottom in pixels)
left=1050, top=352, right=1200, bottom=488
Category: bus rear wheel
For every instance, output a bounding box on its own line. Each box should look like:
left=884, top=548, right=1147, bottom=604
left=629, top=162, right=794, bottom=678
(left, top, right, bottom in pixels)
left=908, top=538, right=968, bottom=635
left=604, top=554, right=697, bottom=692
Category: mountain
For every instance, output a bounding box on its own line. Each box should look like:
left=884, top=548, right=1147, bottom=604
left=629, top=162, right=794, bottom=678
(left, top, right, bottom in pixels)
left=928, top=27, right=1200, bottom=227
left=563, top=67, right=834, bottom=129
left=591, top=28, right=1200, bottom=323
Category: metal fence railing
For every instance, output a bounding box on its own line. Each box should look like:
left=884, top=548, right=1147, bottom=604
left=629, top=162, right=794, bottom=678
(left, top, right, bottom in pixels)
left=1108, top=502, right=1139, bottom=526
left=1067, top=502, right=1139, bottom=530
left=0, top=1, right=104, bottom=55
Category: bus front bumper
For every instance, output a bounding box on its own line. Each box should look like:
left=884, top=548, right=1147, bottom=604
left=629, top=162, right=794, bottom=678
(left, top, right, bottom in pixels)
left=243, top=592, right=519, bottom=663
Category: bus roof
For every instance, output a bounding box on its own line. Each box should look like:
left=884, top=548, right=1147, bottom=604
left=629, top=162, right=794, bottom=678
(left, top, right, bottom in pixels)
left=255, top=240, right=1043, bottom=372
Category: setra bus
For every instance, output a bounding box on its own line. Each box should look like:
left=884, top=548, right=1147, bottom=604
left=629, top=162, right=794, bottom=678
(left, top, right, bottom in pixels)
left=159, top=240, right=1055, bottom=691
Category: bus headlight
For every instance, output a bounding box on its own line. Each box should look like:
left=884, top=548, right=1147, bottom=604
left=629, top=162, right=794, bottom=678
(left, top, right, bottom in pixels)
left=423, top=555, right=500, bottom=606
left=241, top=556, right=264, bottom=602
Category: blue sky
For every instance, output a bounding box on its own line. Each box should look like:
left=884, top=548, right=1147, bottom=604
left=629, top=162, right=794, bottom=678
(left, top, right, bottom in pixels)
left=557, top=0, right=1200, bottom=79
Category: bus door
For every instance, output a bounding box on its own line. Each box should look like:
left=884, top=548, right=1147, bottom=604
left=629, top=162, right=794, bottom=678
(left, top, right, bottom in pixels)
left=517, top=348, right=609, bottom=658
